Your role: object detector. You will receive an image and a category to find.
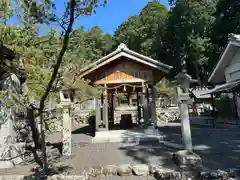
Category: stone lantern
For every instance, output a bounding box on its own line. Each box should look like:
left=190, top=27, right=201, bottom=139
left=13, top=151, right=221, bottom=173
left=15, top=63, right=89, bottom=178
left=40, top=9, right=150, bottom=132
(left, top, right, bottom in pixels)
left=59, top=89, right=75, bottom=103
left=173, top=56, right=202, bottom=171
left=175, top=71, right=196, bottom=151
left=59, top=89, right=74, bottom=156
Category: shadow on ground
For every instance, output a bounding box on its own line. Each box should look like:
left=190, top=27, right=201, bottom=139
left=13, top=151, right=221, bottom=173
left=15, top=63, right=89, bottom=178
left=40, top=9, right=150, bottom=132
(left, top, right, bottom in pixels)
left=72, top=115, right=95, bottom=137
left=25, top=165, right=74, bottom=178
left=72, top=125, right=95, bottom=137
left=118, top=141, right=179, bottom=170
left=118, top=123, right=240, bottom=170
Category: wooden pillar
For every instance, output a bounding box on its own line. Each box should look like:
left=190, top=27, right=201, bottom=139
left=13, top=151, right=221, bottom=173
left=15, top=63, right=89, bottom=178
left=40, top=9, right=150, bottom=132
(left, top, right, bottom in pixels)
left=233, top=92, right=239, bottom=125
left=100, top=93, right=103, bottom=123
left=95, top=97, right=100, bottom=131
left=102, top=84, right=109, bottom=130
left=127, top=93, right=130, bottom=106
left=146, top=86, right=151, bottom=121
left=142, top=82, right=149, bottom=126
left=110, top=92, right=114, bottom=129
left=151, top=85, right=157, bottom=127
left=136, top=91, right=141, bottom=124
left=146, top=86, right=150, bottom=103
left=211, top=93, right=216, bottom=128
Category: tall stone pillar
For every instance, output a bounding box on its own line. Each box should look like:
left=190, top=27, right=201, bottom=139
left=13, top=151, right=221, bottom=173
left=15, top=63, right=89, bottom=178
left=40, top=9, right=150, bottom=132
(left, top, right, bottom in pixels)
left=151, top=85, right=157, bottom=128
left=173, top=86, right=201, bottom=171
left=59, top=90, right=72, bottom=156
left=177, top=85, right=193, bottom=152
left=62, top=104, right=72, bottom=156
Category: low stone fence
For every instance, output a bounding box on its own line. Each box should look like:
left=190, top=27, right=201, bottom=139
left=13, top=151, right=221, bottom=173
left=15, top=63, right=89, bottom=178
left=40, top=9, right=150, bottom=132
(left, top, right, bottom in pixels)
left=156, top=107, right=180, bottom=124
left=1, top=165, right=239, bottom=180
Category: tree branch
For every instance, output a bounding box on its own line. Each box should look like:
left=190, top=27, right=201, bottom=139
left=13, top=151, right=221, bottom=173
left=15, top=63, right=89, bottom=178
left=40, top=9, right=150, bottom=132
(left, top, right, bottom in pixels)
left=39, top=0, right=75, bottom=112
left=55, top=18, right=67, bottom=32
left=38, top=0, right=76, bottom=172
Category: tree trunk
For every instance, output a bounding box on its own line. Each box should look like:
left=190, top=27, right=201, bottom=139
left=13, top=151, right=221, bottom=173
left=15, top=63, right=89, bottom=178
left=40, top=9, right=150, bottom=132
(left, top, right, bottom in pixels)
left=38, top=0, right=76, bottom=173
left=27, top=108, right=41, bottom=149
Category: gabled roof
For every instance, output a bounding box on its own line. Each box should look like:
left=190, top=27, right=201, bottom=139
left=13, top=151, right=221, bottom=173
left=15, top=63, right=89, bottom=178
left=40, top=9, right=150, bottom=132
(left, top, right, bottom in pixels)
left=79, top=43, right=173, bottom=78
left=201, top=80, right=240, bottom=95
left=208, top=34, right=240, bottom=84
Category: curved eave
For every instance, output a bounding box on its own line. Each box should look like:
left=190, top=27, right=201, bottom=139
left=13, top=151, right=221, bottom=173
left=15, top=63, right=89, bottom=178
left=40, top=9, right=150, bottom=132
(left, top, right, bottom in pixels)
left=208, top=33, right=240, bottom=84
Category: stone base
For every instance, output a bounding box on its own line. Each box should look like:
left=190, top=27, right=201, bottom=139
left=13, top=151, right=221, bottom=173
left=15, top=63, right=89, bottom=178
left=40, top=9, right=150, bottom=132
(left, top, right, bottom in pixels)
left=144, top=125, right=158, bottom=135
left=0, top=143, right=25, bottom=169
left=173, top=150, right=202, bottom=170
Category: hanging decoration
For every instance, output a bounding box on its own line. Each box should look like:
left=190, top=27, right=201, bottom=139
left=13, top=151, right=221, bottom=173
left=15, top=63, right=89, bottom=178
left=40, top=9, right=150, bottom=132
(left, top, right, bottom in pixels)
left=132, top=85, right=135, bottom=93
left=123, top=84, right=126, bottom=92
left=103, top=83, right=150, bottom=93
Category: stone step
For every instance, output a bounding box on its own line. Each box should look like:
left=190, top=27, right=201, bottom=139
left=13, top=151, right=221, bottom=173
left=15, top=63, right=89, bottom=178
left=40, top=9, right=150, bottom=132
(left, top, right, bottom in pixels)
left=91, top=130, right=164, bottom=143
left=92, top=136, right=162, bottom=143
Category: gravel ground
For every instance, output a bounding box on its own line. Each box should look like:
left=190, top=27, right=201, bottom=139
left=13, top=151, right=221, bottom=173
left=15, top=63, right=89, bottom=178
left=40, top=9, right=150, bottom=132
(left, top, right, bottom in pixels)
left=0, top=122, right=239, bottom=176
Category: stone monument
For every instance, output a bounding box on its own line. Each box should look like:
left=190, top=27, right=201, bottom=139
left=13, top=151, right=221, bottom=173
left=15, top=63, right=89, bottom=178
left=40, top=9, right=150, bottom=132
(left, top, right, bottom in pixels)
left=173, top=55, right=202, bottom=172
left=0, top=73, right=26, bottom=168
left=59, top=90, right=73, bottom=156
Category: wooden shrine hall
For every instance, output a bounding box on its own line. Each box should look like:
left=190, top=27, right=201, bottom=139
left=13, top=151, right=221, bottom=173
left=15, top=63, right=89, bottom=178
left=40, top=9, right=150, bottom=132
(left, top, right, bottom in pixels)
left=79, top=43, right=173, bottom=132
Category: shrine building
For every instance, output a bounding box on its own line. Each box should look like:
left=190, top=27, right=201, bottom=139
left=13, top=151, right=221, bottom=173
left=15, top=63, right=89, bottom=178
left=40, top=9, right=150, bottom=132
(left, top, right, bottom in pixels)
left=79, top=43, right=173, bottom=133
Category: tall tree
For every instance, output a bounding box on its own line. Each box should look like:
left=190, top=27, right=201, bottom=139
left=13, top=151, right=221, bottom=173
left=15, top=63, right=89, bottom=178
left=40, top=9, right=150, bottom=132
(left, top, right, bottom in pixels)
left=7, top=0, right=107, bottom=173
left=114, top=1, right=168, bottom=58
left=139, top=1, right=168, bottom=58
left=163, top=0, right=218, bottom=83
left=208, top=0, right=240, bottom=73
left=114, top=15, right=142, bottom=51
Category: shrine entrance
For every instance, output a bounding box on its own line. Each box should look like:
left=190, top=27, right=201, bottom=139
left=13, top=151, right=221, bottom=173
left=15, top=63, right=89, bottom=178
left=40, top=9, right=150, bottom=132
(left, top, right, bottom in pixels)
left=79, top=43, right=172, bottom=132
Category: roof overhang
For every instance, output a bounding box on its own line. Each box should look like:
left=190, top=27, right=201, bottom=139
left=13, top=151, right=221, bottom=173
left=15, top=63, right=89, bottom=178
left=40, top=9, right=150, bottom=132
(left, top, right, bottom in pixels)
left=208, top=34, right=240, bottom=84
left=79, top=43, right=173, bottom=79
left=201, top=80, right=240, bottom=95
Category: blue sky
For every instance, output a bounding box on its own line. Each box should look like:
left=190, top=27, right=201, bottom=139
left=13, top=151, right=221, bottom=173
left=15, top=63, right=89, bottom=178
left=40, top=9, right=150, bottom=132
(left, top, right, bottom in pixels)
left=8, top=0, right=169, bottom=35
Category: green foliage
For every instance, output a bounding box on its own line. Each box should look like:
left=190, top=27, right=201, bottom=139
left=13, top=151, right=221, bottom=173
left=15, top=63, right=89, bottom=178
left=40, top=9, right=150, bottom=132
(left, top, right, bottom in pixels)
left=0, top=0, right=13, bottom=23
left=65, top=26, right=115, bottom=66
left=163, top=0, right=218, bottom=83
left=208, top=0, right=240, bottom=74
left=156, top=78, right=176, bottom=97
left=0, top=24, right=56, bottom=99
left=114, top=1, right=168, bottom=58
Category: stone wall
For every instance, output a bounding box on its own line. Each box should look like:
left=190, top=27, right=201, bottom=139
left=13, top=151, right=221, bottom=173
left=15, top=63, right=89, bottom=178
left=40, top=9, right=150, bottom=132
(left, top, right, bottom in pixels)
left=0, top=165, right=239, bottom=180
left=156, top=107, right=180, bottom=124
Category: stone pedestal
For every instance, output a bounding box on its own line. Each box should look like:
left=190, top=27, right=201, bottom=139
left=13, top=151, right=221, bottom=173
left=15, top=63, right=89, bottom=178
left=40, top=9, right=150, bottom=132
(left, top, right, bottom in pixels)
left=0, top=74, right=26, bottom=168
left=0, top=143, right=25, bottom=168
left=61, top=104, right=72, bottom=156
left=173, top=150, right=202, bottom=170
left=173, top=150, right=202, bottom=179
left=0, top=115, right=25, bottom=168
left=144, top=125, right=159, bottom=137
